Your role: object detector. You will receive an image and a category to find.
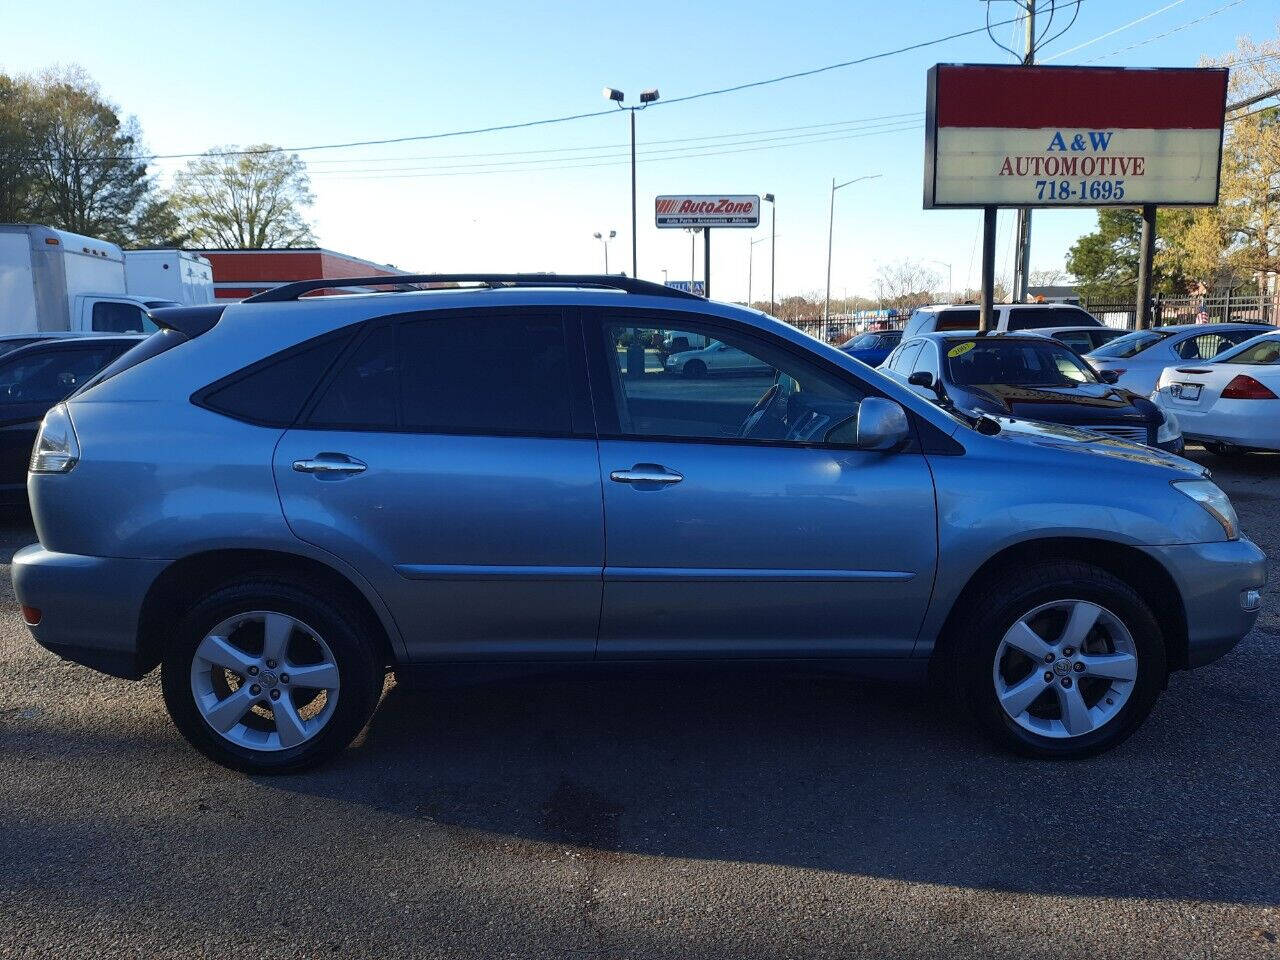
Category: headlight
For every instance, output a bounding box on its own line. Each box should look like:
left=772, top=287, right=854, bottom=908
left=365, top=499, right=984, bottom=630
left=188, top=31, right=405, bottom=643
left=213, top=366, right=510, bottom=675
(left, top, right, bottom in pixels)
left=1172, top=479, right=1238, bottom=540
left=29, top=403, right=80, bottom=474
left=1156, top=409, right=1181, bottom=443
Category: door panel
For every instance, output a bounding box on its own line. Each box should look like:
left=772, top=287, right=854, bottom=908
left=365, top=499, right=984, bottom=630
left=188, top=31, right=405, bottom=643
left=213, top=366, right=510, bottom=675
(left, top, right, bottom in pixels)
left=272, top=307, right=604, bottom=661
left=599, top=440, right=936, bottom=657
left=275, top=431, right=604, bottom=660
left=590, top=314, right=938, bottom=659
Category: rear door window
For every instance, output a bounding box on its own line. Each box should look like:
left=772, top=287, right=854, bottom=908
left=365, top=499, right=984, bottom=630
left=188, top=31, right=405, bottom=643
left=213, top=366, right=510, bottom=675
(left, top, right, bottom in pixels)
left=399, top=313, right=573, bottom=435
left=305, top=311, right=576, bottom=436
left=1174, top=330, right=1260, bottom=361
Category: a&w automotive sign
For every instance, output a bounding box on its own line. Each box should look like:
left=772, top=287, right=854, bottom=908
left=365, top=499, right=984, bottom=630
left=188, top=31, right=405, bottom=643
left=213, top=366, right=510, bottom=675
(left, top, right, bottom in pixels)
left=655, top=195, right=760, bottom=228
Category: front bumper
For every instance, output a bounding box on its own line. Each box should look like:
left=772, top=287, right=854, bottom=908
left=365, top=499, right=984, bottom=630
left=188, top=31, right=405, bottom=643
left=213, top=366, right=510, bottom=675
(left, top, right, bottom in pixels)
left=1143, top=537, right=1267, bottom=668
left=12, top=545, right=168, bottom=679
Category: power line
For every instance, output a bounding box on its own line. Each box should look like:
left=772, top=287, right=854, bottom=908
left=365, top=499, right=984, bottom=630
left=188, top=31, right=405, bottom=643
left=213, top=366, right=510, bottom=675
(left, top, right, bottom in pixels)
left=1083, top=0, right=1249, bottom=63
left=1042, top=0, right=1186, bottom=62
left=299, top=112, right=923, bottom=167
left=299, top=121, right=926, bottom=181
left=69, top=13, right=1032, bottom=165
left=302, top=117, right=925, bottom=176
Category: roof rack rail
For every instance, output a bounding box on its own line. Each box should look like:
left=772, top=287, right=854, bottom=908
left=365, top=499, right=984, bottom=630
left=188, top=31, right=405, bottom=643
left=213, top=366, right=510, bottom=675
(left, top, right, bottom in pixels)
left=242, top=273, right=701, bottom=304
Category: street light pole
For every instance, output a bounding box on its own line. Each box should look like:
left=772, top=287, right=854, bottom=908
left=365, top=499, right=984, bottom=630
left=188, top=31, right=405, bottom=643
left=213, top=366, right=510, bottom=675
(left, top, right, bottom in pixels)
left=824, top=174, right=882, bottom=338
left=763, top=193, right=776, bottom=315
left=926, top=259, right=953, bottom=302
left=748, top=235, right=773, bottom=308
left=592, top=230, right=616, bottom=273
left=603, top=86, right=659, bottom=279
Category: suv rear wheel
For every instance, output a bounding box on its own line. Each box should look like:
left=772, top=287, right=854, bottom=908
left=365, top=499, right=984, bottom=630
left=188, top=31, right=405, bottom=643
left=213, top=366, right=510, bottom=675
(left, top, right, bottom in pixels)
left=161, top=577, right=384, bottom=773
left=946, top=561, right=1167, bottom=759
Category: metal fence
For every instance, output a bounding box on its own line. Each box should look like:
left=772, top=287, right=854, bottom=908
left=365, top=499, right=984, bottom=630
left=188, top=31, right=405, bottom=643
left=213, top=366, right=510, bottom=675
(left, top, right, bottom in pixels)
left=1082, top=294, right=1277, bottom=330
left=784, top=294, right=1278, bottom=343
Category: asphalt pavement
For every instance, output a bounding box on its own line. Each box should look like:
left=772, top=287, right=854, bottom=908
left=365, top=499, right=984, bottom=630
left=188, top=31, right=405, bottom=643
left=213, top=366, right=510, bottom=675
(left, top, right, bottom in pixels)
left=1, top=447, right=1278, bottom=959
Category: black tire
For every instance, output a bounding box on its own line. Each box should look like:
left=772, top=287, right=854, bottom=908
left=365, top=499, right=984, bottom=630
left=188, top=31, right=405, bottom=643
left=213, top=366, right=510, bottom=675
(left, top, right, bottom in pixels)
left=944, top=561, right=1166, bottom=759
left=161, top=576, right=384, bottom=773
left=682, top=359, right=707, bottom=379
left=1206, top=442, right=1250, bottom=458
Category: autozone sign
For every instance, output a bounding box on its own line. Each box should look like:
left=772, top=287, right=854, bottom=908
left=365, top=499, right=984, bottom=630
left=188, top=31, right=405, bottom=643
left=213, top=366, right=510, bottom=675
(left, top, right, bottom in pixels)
left=924, top=65, right=1228, bottom=208
left=655, top=195, right=760, bottom=227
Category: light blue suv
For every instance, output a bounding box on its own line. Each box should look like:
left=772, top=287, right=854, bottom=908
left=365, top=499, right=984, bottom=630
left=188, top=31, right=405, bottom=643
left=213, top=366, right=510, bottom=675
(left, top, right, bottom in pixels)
left=13, top=275, right=1266, bottom=772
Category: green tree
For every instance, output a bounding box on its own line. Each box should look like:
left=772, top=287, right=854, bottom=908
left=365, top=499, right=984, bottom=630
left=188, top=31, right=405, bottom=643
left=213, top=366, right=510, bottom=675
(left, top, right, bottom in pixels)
left=27, top=67, right=157, bottom=244
left=0, top=75, right=47, bottom=222
left=171, top=147, right=315, bottom=248
left=1066, top=209, right=1187, bottom=300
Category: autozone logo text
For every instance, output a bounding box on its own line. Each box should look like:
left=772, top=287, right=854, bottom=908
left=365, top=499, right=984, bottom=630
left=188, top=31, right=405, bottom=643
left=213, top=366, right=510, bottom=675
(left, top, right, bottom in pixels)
left=655, top=194, right=760, bottom=228
left=656, top=198, right=755, bottom=215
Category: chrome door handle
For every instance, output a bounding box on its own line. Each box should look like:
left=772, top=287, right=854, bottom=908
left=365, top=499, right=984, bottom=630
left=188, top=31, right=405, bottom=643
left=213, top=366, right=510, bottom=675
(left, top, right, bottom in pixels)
left=293, top=454, right=367, bottom=476
left=610, top=466, right=683, bottom=485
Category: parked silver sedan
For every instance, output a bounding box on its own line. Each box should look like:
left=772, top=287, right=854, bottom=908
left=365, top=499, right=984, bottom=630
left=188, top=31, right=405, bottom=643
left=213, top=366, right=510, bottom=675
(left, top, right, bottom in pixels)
left=1086, top=323, right=1274, bottom=395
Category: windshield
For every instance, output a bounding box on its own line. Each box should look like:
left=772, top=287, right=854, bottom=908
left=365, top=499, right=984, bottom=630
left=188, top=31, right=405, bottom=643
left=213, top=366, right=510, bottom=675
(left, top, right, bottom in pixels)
left=1088, top=329, right=1168, bottom=358
left=945, top=339, right=1098, bottom=387
left=842, top=332, right=895, bottom=349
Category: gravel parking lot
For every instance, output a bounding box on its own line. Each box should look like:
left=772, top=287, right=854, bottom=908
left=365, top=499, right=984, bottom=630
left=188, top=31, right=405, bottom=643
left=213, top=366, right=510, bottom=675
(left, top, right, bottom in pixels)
left=1, top=446, right=1278, bottom=960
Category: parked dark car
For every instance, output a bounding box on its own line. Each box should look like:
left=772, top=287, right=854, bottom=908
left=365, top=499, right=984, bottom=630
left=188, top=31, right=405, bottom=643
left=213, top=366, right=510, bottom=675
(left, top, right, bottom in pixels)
left=881, top=332, right=1183, bottom=452
left=0, top=335, right=143, bottom=503
left=839, top=329, right=902, bottom=367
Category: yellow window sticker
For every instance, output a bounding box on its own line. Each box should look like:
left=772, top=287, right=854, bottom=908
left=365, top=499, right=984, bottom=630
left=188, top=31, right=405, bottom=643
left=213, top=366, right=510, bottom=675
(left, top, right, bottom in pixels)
left=948, top=341, right=976, bottom=359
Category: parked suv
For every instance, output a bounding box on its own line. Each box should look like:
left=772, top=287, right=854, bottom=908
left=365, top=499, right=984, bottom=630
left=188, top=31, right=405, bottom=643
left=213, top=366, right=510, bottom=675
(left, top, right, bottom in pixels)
left=14, top=275, right=1266, bottom=772
left=903, top=302, right=1103, bottom=338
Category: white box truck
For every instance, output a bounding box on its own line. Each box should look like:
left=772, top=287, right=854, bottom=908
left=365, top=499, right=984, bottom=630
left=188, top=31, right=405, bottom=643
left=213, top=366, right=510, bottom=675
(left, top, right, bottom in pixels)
left=0, top=225, right=211, bottom=335
left=123, top=249, right=214, bottom=306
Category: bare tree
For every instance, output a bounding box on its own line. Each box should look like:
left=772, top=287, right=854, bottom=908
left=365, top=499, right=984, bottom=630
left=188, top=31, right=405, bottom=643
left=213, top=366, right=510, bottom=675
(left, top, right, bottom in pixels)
left=1029, top=267, right=1069, bottom=287
left=171, top=146, right=315, bottom=248
left=874, top=259, right=941, bottom=310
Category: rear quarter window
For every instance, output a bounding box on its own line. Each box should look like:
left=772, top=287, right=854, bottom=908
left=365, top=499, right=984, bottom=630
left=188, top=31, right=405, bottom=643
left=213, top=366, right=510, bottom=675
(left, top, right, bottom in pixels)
left=196, top=330, right=354, bottom=427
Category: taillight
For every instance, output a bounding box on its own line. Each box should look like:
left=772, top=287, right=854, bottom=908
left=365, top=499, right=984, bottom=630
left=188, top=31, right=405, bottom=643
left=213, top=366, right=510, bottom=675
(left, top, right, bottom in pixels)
left=1221, top=375, right=1278, bottom=400
left=29, top=403, right=80, bottom=473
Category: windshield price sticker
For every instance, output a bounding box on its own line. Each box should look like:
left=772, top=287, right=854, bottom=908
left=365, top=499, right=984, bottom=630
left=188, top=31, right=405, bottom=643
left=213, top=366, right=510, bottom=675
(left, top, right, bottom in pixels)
left=948, top=341, right=976, bottom=359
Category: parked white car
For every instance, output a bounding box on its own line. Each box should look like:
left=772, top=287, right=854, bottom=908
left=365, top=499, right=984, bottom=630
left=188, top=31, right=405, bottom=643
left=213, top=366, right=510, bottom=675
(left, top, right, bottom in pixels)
left=665, top=340, right=771, bottom=377
left=1086, top=323, right=1273, bottom=396
left=1152, top=331, right=1280, bottom=455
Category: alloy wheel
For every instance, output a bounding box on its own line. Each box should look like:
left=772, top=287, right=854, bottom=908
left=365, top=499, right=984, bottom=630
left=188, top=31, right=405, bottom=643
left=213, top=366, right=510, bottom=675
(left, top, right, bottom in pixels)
left=190, top=610, right=341, bottom=752
left=991, top=599, right=1139, bottom=739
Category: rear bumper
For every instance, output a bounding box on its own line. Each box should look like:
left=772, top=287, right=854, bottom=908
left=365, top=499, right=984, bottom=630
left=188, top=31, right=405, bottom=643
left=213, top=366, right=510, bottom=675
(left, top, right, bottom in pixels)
left=1142, top=537, right=1267, bottom=669
left=12, top=545, right=167, bottom=679
left=1156, top=395, right=1280, bottom=451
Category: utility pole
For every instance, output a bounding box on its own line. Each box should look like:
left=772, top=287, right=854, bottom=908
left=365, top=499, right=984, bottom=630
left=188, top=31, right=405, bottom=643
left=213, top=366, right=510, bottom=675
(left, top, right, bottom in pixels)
left=764, top=193, right=776, bottom=315
left=1012, top=0, right=1036, bottom=303
left=1136, top=205, right=1156, bottom=330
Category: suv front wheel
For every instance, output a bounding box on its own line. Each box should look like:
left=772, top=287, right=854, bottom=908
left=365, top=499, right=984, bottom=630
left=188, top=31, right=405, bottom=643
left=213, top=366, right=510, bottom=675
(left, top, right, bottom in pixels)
left=947, top=561, right=1167, bottom=759
left=161, top=577, right=384, bottom=773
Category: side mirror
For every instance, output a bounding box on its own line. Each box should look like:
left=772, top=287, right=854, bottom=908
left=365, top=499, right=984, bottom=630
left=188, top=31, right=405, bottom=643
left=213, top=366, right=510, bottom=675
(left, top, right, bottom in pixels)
left=907, top=371, right=934, bottom=389
left=1097, top=369, right=1120, bottom=384
left=853, top=396, right=910, bottom=451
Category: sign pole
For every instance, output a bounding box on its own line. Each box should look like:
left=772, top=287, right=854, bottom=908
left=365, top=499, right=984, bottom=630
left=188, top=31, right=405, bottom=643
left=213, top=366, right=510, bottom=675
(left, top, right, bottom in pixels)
left=1136, top=203, right=1157, bottom=330
left=980, top=206, right=997, bottom=332
left=1012, top=0, right=1036, bottom=303
left=704, top=228, right=712, bottom=300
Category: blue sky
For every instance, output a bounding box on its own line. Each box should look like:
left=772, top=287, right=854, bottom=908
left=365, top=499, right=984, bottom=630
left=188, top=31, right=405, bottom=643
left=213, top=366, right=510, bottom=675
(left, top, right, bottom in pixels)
left=4, top=0, right=1271, bottom=301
